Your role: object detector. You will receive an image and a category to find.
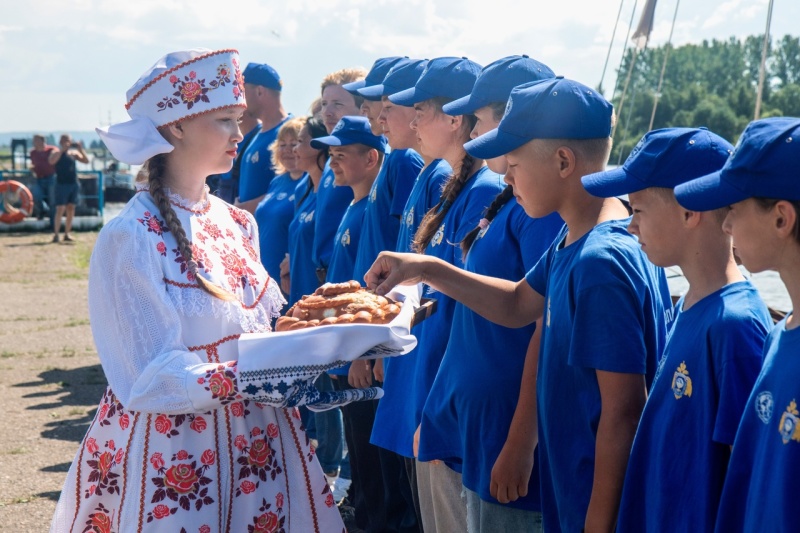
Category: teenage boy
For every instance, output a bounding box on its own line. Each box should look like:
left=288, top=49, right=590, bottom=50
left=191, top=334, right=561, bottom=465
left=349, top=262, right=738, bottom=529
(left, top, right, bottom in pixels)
left=343, top=56, right=408, bottom=136
left=238, top=62, right=290, bottom=213
left=581, top=127, right=772, bottom=532
left=311, top=116, right=389, bottom=533
left=365, top=77, right=672, bottom=533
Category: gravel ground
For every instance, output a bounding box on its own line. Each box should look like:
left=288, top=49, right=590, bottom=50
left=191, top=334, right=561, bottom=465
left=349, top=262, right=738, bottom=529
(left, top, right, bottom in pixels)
left=0, top=231, right=105, bottom=531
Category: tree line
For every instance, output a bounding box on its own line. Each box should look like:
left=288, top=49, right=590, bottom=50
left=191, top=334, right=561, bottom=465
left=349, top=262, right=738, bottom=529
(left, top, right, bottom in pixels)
left=608, top=34, right=800, bottom=163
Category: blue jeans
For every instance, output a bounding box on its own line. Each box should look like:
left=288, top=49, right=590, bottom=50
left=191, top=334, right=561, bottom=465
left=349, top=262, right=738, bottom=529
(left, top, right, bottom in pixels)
left=314, top=373, right=344, bottom=475
left=34, top=175, right=55, bottom=222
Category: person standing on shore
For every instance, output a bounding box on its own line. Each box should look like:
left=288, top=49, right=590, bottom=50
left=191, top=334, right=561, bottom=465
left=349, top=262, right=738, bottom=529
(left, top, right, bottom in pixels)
left=49, top=134, right=88, bottom=242
left=29, top=134, right=57, bottom=223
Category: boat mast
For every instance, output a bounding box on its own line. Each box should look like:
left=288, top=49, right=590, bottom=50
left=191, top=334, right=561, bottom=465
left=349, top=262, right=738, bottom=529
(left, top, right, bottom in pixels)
left=754, top=0, right=775, bottom=120
left=648, top=0, right=680, bottom=130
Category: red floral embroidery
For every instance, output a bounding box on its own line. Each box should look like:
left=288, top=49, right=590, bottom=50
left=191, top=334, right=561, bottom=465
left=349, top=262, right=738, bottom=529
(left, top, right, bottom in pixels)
left=199, top=218, right=223, bottom=241
left=86, top=437, right=99, bottom=454
left=137, top=211, right=169, bottom=236
left=172, top=247, right=206, bottom=282
left=230, top=402, right=245, bottom=417
left=275, top=492, right=284, bottom=509
left=234, top=434, right=247, bottom=451
left=155, top=414, right=174, bottom=435
left=201, top=449, right=216, bottom=466
left=199, top=363, right=239, bottom=405
left=228, top=206, right=250, bottom=228
left=119, top=413, right=130, bottom=430
left=177, top=450, right=190, bottom=460
left=234, top=433, right=283, bottom=497
left=192, top=244, right=213, bottom=271
left=325, top=493, right=335, bottom=508
left=152, top=504, right=171, bottom=519
left=212, top=243, right=258, bottom=290
left=233, top=58, right=245, bottom=100
left=267, top=423, right=279, bottom=439
left=241, top=480, right=257, bottom=494
left=84, top=503, right=113, bottom=533
left=157, top=241, right=167, bottom=257
left=247, top=497, right=286, bottom=533
left=190, top=416, right=207, bottom=433
left=148, top=453, right=215, bottom=520
left=242, top=234, right=259, bottom=262
left=151, top=452, right=165, bottom=470
left=84, top=439, right=122, bottom=498
left=195, top=231, right=208, bottom=244
left=200, top=525, right=211, bottom=533
left=152, top=412, right=209, bottom=439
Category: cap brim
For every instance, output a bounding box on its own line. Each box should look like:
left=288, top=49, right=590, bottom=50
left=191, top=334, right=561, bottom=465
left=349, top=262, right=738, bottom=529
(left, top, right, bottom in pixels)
left=581, top=167, right=649, bottom=198
left=358, top=84, right=385, bottom=100
left=464, top=128, right=528, bottom=159
left=442, top=95, right=475, bottom=116
left=341, top=80, right=367, bottom=95
left=310, top=135, right=345, bottom=148
left=674, top=170, right=749, bottom=211
left=389, top=86, right=433, bottom=107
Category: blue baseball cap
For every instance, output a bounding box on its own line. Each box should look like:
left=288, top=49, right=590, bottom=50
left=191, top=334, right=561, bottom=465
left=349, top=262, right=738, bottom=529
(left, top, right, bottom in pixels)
left=464, top=77, right=613, bottom=159
left=343, top=56, right=409, bottom=100
left=388, top=57, right=482, bottom=107
left=242, top=62, right=282, bottom=91
left=310, top=116, right=388, bottom=153
left=442, top=55, right=555, bottom=116
left=581, top=127, right=734, bottom=198
left=358, top=59, right=427, bottom=99
left=675, top=117, right=800, bottom=211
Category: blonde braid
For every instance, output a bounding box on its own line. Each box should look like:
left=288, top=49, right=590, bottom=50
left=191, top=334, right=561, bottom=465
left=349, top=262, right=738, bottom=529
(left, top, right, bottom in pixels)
left=146, top=155, right=235, bottom=301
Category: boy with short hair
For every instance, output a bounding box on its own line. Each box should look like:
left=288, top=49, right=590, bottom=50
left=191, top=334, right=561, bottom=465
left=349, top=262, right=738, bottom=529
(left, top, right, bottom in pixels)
left=581, top=127, right=772, bottom=532
left=365, top=77, right=672, bottom=532
left=311, top=116, right=389, bottom=532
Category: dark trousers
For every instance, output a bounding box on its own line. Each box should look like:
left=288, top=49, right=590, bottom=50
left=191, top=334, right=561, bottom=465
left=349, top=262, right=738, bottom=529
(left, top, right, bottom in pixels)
left=333, top=375, right=387, bottom=532
left=379, top=444, right=421, bottom=533
left=404, top=456, right=424, bottom=533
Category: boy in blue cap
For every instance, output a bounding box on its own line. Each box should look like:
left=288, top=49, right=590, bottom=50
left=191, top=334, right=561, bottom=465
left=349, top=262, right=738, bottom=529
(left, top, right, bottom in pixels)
left=237, top=62, right=290, bottom=213
left=311, top=116, right=391, bottom=533
left=581, top=127, right=772, bottom=532
left=674, top=117, right=800, bottom=533
left=365, top=77, right=672, bottom=533
left=343, top=56, right=408, bottom=136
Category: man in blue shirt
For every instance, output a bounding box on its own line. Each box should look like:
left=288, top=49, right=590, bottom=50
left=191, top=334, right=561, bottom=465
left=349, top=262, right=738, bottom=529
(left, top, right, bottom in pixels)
left=582, top=127, right=772, bottom=532
left=236, top=62, right=290, bottom=213
left=365, top=77, right=672, bottom=533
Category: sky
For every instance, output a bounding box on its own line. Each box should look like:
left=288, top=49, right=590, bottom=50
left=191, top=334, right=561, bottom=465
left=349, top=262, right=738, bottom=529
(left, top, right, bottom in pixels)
left=0, top=0, right=797, bottom=134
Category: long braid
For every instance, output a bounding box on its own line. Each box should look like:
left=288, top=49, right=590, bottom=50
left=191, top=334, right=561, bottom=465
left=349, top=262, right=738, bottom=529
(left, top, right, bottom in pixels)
left=460, top=185, right=514, bottom=255
left=146, top=154, right=235, bottom=301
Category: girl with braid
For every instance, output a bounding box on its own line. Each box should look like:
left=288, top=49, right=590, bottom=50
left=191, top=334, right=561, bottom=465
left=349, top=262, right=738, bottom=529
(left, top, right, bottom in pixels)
left=51, top=49, right=358, bottom=532
left=369, top=56, right=504, bottom=533
left=418, top=57, right=563, bottom=533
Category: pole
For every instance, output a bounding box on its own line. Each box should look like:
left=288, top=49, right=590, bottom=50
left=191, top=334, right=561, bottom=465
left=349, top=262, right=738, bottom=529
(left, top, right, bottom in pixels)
left=600, top=0, right=627, bottom=95
left=649, top=0, right=681, bottom=130
left=754, top=0, right=775, bottom=120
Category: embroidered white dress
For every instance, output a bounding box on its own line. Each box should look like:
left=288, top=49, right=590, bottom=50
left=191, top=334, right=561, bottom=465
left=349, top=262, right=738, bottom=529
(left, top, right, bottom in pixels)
left=51, top=190, right=344, bottom=533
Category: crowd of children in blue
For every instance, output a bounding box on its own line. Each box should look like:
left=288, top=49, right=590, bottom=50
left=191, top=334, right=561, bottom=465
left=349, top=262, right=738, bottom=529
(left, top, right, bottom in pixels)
left=223, top=53, right=800, bottom=533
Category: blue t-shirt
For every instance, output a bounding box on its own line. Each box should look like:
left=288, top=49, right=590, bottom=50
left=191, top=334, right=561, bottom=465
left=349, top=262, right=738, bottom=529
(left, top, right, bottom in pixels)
left=525, top=218, right=672, bottom=533
left=353, top=149, right=423, bottom=281
left=617, top=281, right=770, bottom=533
left=715, top=315, right=800, bottom=533
left=418, top=198, right=564, bottom=511
left=254, top=173, right=306, bottom=292
left=238, top=116, right=291, bottom=202
left=371, top=166, right=505, bottom=458
left=287, top=177, right=318, bottom=306
left=312, top=161, right=354, bottom=270
left=325, top=197, right=370, bottom=376
left=395, top=159, right=452, bottom=253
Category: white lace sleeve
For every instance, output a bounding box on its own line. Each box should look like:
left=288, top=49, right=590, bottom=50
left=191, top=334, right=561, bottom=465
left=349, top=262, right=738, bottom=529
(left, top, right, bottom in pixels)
left=89, top=218, right=239, bottom=414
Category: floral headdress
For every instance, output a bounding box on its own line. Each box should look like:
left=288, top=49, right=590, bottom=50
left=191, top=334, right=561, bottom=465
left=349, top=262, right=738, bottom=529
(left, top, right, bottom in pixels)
left=96, top=48, right=246, bottom=165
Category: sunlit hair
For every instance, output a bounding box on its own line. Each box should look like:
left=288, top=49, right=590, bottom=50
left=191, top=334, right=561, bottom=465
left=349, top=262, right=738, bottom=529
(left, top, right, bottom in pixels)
left=413, top=97, right=478, bottom=253
left=268, top=116, right=307, bottom=175
left=309, top=97, right=323, bottom=117
left=321, top=67, right=368, bottom=109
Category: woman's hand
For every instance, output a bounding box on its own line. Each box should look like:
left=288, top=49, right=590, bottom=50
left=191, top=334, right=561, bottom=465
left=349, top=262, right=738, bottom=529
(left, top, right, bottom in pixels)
left=364, top=251, right=431, bottom=296
left=348, top=360, right=373, bottom=389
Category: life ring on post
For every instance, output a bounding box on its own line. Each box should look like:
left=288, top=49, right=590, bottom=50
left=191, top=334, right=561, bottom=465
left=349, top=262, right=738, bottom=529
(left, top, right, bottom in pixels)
left=0, top=180, right=34, bottom=224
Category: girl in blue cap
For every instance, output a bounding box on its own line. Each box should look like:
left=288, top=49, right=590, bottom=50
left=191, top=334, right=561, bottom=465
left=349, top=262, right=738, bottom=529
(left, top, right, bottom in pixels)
left=371, top=56, right=504, bottom=532
left=415, top=56, right=562, bottom=533
left=674, top=117, right=800, bottom=533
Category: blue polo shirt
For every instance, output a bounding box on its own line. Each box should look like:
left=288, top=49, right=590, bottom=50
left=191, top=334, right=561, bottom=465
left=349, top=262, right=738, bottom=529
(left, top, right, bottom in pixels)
left=312, top=161, right=354, bottom=270
left=325, top=197, right=370, bottom=376
left=715, top=315, right=800, bottom=533
left=525, top=218, right=672, bottom=533
left=395, top=159, right=451, bottom=253
left=418, top=198, right=563, bottom=511
left=617, top=281, right=770, bottom=533
left=371, top=166, right=505, bottom=458
left=287, top=177, right=317, bottom=306
left=254, top=173, right=306, bottom=291
left=238, top=115, right=291, bottom=202
left=353, top=149, right=423, bottom=281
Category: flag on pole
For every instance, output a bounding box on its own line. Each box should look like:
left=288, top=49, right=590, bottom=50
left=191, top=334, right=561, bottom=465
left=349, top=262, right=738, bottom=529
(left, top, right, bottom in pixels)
left=632, top=0, right=658, bottom=49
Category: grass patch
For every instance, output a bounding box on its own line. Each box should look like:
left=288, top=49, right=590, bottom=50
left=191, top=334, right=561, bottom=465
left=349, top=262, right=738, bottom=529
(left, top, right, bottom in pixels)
left=7, top=447, right=28, bottom=455
left=58, top=272, right=86, bottom=280
left=64, top=319, right=89, bottom=328
left=70, top=245, right=93, bottom=271
left=68, top=407, right=86, bottom=416
left=1, top=350, right=18, bottom=358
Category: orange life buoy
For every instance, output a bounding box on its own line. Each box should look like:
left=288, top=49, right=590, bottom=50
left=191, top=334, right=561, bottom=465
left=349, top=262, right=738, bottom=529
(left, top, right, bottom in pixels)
left=0, top=180, right=34, bottom=224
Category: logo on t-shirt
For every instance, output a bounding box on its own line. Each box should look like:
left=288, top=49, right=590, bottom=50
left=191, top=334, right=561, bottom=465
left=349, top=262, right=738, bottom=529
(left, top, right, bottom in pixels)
left=340, top=228, right=351, bottom=246
left=671, top=361, right=693, bottom=399
left=370, top=183, right=378, bottom=203
left=277, top=192, right=288, bottom=201
left=755, top=391, right=774, bottom=424
left=405, top=207, right=414, bottom=227
left=265, top=193, right=275, bottom=202
left=250, top=150, right=260, bottom=164
left=779, top=400, right=800, bottom=444
left=324, top=176, right=333, bottom=188
left=432, top=224, right=444, bottom=246
left=301, top=210, right=315, bottom=223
